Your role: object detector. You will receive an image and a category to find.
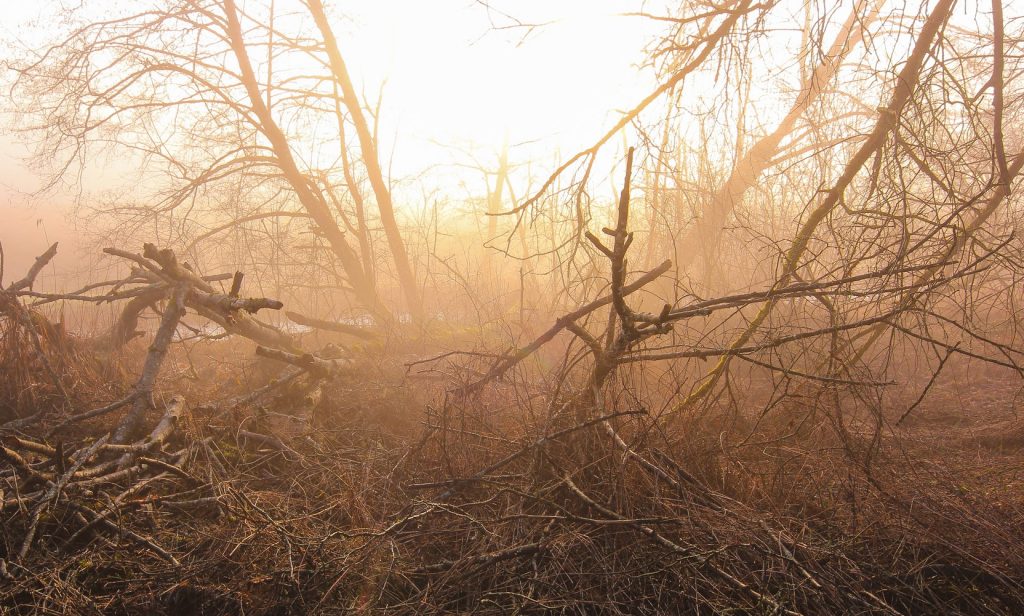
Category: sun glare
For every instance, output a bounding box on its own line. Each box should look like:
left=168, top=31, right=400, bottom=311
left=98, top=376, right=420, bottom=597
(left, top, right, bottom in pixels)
left=4, top=1, right=1024, bottom=611
left=334, top=0, right=660, bottom=176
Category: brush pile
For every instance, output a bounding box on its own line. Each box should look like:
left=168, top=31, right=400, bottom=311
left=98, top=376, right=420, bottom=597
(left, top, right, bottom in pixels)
left=2, top=165, right=1023, bottom=614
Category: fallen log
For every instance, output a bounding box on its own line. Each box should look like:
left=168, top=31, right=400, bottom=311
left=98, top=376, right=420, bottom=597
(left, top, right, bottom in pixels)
left=254, top=345, right=353, bottom=379
left=285, top=310, right=379, bottom=340
left=111, top=285, right=188, bottom=444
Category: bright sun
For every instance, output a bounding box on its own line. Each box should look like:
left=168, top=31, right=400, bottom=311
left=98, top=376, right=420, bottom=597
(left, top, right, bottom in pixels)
left=0, top=0, right=662, bottom=260
left=334, top=0, right=661, bottom=177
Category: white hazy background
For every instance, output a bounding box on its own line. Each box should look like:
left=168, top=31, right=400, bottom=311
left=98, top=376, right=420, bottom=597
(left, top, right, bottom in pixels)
left=0, top=0, right=660, bottom=283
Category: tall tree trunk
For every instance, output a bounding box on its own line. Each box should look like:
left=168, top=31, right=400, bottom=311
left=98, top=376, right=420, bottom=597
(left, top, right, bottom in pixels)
left=485, top=136, right=509, bottom=272
left=306, top=0, right=424, bottom=322
left=332, top=84, right=377, bottom=290
left=222, top=0, right=383, bottom=315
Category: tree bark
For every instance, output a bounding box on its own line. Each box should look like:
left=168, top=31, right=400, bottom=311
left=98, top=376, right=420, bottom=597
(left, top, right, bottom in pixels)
left=222, top=0, right=384, bottom=317
left=307, top=0, right=424, bottom=322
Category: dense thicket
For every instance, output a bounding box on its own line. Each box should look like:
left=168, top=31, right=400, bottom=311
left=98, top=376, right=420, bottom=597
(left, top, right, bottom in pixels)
left=2, top=0, right=1023, bottom=613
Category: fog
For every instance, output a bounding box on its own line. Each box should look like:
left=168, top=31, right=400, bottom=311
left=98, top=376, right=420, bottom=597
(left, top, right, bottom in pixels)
left=2, top=1, right=1024, bottom=613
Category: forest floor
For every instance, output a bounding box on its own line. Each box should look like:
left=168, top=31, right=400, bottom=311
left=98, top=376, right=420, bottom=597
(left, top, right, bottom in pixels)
left=2, top=331, right=1023, bottom=615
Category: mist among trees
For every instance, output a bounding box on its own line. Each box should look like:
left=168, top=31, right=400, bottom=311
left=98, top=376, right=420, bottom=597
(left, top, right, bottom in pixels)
left=2, top=0, right=1024, bottom=613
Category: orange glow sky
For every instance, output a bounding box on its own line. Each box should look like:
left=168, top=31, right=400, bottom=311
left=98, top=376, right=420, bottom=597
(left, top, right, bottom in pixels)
left=338, top=1, right=660, bottom=160
left=0, top=0, right=661, bottom=278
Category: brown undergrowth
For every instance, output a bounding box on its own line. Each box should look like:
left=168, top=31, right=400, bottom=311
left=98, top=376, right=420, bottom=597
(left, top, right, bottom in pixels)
left=2, top=154, right=1023, bottom=614
left=1, top=311, right=1022, bottom=615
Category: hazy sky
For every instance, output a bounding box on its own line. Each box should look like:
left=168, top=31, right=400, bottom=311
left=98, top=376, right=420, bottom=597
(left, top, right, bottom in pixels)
left=0, top=0, right=660, bottom=280
left=3, top=0, right=1007, bottom=283
left=342, top=1, right=660, bottom=150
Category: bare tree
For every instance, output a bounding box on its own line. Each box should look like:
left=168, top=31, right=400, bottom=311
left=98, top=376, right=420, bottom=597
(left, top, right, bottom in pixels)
left=672, top=0, right=884, bottom=276
left=8, top=0, right=422, bottom=322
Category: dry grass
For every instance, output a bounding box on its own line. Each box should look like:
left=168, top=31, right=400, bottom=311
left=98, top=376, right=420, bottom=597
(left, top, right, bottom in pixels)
left=1, top=321, right=1022, bottom=615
